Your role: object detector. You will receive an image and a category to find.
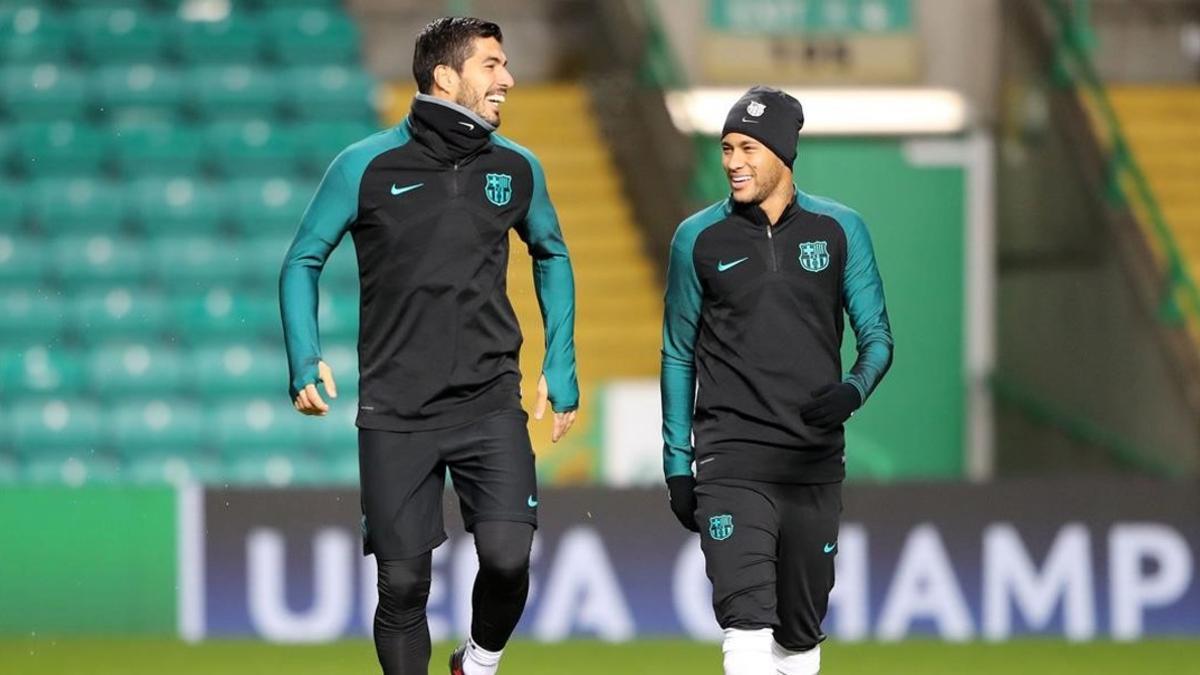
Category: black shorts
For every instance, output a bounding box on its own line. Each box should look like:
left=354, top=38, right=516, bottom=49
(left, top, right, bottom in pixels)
left=695, top=478, right=842, bottom=651
left=358, top=408, right=538, bottom=560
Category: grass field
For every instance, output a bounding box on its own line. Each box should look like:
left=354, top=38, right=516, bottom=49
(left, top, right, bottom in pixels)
left=3, top=639, right=1200, bottom=674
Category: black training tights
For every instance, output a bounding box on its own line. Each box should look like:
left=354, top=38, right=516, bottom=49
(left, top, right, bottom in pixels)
left=373, top=521, right=534, bottom=674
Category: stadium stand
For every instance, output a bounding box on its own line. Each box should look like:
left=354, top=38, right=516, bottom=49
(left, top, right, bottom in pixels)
left=0, top=0, right=371, bottom=485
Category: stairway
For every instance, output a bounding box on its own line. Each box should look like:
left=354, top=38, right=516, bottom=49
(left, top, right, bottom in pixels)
left=1107, top=85, right=1200, bottom=343
left=384, top=83, right=662, bottom=481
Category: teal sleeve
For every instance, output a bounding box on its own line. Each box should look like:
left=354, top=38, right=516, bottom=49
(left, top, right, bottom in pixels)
left=660, top=226, right=702, bottom=479
left=514, top=154, right=579, bottom=412
left=840, top=212, right=894, bottom=402
left=279, top=155, right=357, bottom=400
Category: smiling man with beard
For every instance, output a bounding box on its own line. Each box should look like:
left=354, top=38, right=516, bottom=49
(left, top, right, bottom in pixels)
left=660, top=86, right=893, bottom=675
left=279, top=17, right=578, bottom=675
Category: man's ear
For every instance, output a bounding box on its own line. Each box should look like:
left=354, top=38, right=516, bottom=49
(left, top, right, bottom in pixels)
left=432, top=64, right=458, bottom=96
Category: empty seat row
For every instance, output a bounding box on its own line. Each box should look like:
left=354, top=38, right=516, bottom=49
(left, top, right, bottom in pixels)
left=1, top=285, right=361, bottom=344
left=0, top=342, right=357, bottom=398
left=0, top=175, right=330, bottom=234
left=0, top=235, right=359, bottom=289
left=0, top=449, right=360, bottom=487
left=0, top=396, right=357, bottom=455
left=2, top=6, right=360, bottom=66
left=1, top=119, right=376, bottom=179
left=0, top=64, right=377, bottom=124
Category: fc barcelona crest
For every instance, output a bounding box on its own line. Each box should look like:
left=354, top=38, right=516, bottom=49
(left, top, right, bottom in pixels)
left=484, top=173, right=512, bottom=206
left=798, top=241, right=830, bottom=273
left=746, top=100, right=766, bottom=117
left=709, top=514, right=734, bottom=541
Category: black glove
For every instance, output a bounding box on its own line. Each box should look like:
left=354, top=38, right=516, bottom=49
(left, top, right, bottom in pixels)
left=666, top=475, right=700, bottom=533
left=799, top=382, right=862, bottom=429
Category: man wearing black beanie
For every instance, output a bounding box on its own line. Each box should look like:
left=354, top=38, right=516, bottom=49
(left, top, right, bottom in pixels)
left=661, top=86, right=894, bottom=675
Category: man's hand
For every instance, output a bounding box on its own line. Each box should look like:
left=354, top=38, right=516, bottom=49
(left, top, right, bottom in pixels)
left=534, top=374, right=576, bottom=443
left=293, top=361, right=338, bottom=416
left=798, top=382, right=861, bottom=429
left=666, top=475, right=700, bottom=533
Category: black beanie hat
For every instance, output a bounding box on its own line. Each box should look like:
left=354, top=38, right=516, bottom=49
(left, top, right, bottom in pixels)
left=721, top=86, right=805, bottom=167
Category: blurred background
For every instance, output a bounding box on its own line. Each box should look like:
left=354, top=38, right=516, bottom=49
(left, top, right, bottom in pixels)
left=1, top=0, right=1198, bottom=673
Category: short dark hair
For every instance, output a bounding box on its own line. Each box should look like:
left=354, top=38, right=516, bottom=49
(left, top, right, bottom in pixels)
left=412, top=17, right=503, bottom=95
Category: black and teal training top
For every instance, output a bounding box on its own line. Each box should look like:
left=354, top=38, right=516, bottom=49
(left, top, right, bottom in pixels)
left=280, top=95, right=578, bottom=432
left=661, top=189, right=893, bottom=484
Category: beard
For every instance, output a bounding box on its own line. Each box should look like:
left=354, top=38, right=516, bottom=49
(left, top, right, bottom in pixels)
left=731, top=163, right=783, bottom=205
left=455, top=83, right=501, bottom=127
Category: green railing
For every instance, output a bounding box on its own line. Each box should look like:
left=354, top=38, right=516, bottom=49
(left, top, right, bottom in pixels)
left=992, top=375, right=1182, bottom=478
left=1046, top=0, right=1200, bottom=326
left=639, top=0, right=687, bottom=89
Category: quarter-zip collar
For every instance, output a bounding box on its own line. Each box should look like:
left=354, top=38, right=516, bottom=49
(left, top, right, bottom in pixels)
left=407, top=94, right=494, bottom=163
left=729, top=184, right=798, bottom=232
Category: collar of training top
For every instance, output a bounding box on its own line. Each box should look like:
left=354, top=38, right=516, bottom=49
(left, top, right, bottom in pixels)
left=408, top=93, right=495, bottom=162
left=729, top=184, right=799, bottom=230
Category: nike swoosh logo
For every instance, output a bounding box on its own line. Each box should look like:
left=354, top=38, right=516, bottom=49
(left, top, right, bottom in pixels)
left=527, top=495, right=538, bottom=508
left=390, top=183, right=423, bottom=196
left=458, top=121, right=475, bottom=130
left=823, top=543, right=837, bottom=554
left=717, top=257, right=749, bottom=272
left=741, top=118, right=760, bottom=124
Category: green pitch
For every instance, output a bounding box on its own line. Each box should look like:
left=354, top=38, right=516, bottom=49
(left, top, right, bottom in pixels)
left=2, top=639, right=1198, bottom=674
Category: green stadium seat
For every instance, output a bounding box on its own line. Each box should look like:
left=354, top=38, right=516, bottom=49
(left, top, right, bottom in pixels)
left=1, top=65, right=88, bottom=121
left=93, top=64, right=185, bottom=125
left=240, top=236, right=291, bottom=289
left=129, top=177, right=225, bottom=234
left=20, top=451, right=122, bottom=486
left=111, top=122, right=206, bottom=176
left=228, top=176, right=314, bottom=236
left=171, top=288, right=280, bottom=342
left=282, top=66, right=375, bottom=122
left=0, top=128, right=13, bottom=174
left=111, top=398, right=205, bottom=457
left=70, top=287, right=169, bottom=342
left=231, top=0, right=345, bottom=8
left=12, top=121, right=107, bottom=177
left=74, top=8, right=169, bottom=64
left=50, top=236, right=148, bottom=287
left=206, top=120, right=305, bottom=177
left=123, top=454, right=222, bottom=485
left=226, top=454, right=333, bottom=485
left=174, top=15, right=264, bottom=65
left=109, top=395, right=222, bottom=484
left=30, top=178, right=127, bottom=235
left=0, top=346, right=86, bottom=398
left=0, top=288, right=67, bottom=345
left=317, top=288, right=359, bottom=341
left=0, top=182, right=27, bottom=230
left=214, top=397, right=330, bottom=485
left=321, top=244, right=359, bottom=291
left=189, top=65, right=282, bottom=121
left=148, top=235, right=249, bottom=291
left=10, top=398, right=103, bottom=457
left=263, top=8, right=360, bottom=65
left=1, top=6, right=70, bottom=65
left=19, top=446, right=123, bottom=485
left=294, top=121, right=378, bottom=170
left=188, top=343, right=288, bottom=398
left=87, top=343, right=186, bottom=395
left=60, top=0, right=161, bottom=8
left=212, top=397, right=307, bottom=452
left=0, top=235, right=49, bottom=288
